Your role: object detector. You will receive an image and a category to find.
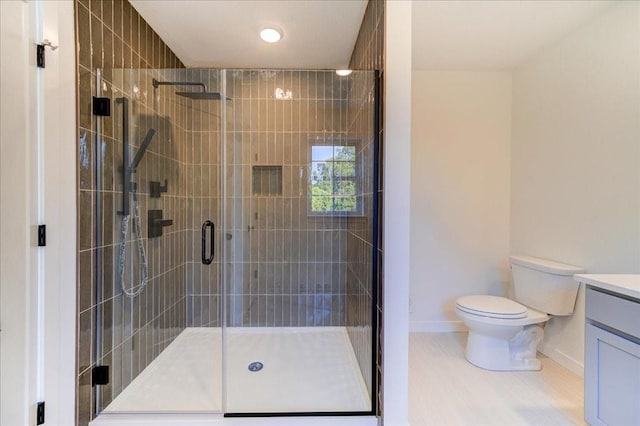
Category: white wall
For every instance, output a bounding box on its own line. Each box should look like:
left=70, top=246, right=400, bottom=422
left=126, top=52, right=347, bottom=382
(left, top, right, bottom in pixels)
left=410, top=71, right=512, bottom=332
left=511, top=1, right=640, bottom=374
left=40, top=1, right=78, bottom=423
left=384, top=1, right=412, bottom=425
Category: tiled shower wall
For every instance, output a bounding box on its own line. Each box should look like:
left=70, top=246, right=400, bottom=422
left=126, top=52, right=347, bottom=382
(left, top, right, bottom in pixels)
left=167, top=69, right=356, bottom=330
left=75, top=1, right=186, bottom=424
left=347, top=0, right=385, bottom=417
left=180, top=70, right=224, bottom=327
left=223, top=70, right=352, bottom=327
left=345, top=71, right=376, bottom=398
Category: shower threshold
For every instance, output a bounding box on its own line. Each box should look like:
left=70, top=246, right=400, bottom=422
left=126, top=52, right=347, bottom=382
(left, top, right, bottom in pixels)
left=95, top=327, right=371, bottom=423
left=90, top=413, right=377, bottom=426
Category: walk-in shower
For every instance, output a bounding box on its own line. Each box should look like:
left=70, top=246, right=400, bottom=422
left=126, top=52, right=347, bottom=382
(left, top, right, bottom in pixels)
left=90, top=68, right=379, bottom=420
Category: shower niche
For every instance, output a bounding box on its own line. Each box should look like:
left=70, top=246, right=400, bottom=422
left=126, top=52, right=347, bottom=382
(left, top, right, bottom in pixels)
left=90, top=68, right=378, bottom=419
left=252, top=166, right=283, bottom=196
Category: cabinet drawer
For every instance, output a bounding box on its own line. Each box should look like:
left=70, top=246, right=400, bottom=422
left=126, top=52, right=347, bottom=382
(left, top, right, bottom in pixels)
left=586, top=287, right=640, bottom=338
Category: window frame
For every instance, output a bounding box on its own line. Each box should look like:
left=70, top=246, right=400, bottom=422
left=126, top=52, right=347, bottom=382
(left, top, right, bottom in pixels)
left=307, top=137, right=363, bottom=216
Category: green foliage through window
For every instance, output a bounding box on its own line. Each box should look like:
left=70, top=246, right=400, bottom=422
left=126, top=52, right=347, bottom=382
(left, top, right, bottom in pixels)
left=310, top=145, right=359, bottom=214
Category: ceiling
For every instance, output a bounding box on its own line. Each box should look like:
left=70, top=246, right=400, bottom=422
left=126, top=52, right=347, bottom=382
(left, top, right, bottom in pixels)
left=130, top=0, right=368, bottom=69
left=412, top=0, right=613, bottom=70
left=132, top=0, right=614, bottom=71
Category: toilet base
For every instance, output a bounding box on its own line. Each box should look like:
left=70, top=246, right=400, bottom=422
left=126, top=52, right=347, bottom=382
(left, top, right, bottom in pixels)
left=465, top=325, right=544, bottom=371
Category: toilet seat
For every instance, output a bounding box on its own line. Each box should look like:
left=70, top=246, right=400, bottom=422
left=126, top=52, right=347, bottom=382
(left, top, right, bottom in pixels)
left=456, top=295, right=527, bottom=319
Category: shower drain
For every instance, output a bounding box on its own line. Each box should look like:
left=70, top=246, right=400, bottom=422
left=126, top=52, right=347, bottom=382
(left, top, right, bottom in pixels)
left=248, top=361, right=264, bottom=372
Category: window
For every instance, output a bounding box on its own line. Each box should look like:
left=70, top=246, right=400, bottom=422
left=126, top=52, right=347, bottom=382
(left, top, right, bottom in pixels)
left=309, top=143, right=360, bottom=215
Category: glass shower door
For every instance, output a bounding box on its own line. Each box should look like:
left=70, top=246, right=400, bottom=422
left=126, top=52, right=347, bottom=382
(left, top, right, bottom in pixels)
left=91, top=68, right=224, bottom=415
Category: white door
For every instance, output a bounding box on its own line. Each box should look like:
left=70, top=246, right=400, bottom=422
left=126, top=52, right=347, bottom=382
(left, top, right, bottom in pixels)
left=1, top=2, right=38, bottom=423
left=0, top=1, right=76, bottom=424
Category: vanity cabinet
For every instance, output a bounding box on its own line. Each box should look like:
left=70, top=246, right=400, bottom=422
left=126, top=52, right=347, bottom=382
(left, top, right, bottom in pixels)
left=585, top=286, right=640, bottom=426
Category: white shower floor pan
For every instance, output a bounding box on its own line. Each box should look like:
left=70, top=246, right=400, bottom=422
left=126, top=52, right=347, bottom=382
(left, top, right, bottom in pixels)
left=101, top=327, right=371, bottom=416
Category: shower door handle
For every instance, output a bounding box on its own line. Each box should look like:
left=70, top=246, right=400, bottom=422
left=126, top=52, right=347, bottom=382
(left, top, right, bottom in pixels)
left=202, top=220, right=215, bottom=265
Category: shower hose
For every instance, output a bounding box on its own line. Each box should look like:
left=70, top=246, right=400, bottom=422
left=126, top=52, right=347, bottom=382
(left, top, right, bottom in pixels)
left=117, top=191, right=148, bottom=298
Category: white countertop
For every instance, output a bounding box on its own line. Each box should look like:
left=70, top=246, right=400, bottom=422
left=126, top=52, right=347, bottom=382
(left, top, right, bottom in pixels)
left=574, top=274, right=640, bottom=300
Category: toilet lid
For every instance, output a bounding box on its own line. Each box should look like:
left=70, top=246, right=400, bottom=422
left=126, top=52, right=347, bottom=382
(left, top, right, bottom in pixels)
left=456, top=295, right=527, bottom=319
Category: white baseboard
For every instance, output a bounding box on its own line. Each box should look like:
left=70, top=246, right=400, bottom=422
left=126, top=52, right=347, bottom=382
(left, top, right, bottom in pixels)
left=409, top=320, right=467, bottom=333
left=538, top=342, right=584, bottom=377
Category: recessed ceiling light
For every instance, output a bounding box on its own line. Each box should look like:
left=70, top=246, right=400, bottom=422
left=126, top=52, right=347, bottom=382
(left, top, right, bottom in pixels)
left=336, top=69, right=352, bottom=77
left=260, top=27, right=282, bottom=43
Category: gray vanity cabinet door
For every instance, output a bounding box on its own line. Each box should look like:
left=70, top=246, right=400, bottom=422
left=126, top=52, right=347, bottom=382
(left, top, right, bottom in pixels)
left=585, top=323, right=640, bottom=426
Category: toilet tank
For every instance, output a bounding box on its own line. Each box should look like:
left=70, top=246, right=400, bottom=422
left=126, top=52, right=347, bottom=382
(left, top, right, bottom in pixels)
left=509, top=255, right=585, bottom=315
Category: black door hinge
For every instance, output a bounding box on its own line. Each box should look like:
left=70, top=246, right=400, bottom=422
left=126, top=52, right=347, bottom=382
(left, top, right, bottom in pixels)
left=36, top=401, right=45, bottom=425
left=92, top=365, right=110, bottom=386
left=92, top=97, right=111, bottom=116
left=37, top=225, right=46, bottom=247
left=36, top=44, right=45, bottom=68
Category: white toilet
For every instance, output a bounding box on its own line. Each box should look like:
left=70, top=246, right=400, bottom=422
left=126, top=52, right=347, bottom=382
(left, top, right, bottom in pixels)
left=455, top=255, right=585, bottom=371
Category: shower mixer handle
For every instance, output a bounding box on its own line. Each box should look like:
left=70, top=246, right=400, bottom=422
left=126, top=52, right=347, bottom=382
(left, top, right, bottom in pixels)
left=150, top=179, right=168, bottom=198
left=148, top=210, right=173, bottom=238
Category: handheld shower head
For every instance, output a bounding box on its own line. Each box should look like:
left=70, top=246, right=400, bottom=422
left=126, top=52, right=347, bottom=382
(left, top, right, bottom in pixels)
left=131, top=128, right=156, bottom=172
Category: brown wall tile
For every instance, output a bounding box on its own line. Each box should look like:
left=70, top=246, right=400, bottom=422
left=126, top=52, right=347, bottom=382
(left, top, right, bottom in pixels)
left=347, top=0, right=384, bottom=416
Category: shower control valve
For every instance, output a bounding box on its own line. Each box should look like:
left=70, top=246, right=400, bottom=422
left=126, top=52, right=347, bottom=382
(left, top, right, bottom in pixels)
left=148, top=209, right=173, bottom=238
left=150, top=179, right=168, bottom=198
